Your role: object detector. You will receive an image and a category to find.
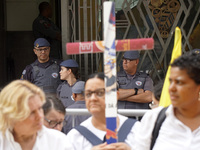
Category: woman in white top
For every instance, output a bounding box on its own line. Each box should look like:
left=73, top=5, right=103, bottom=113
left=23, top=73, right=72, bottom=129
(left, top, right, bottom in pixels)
left=134, top=51, right=200, bottom=150
left=66, top=72, right=139, bottom=150
left=0, top=80, right=71, bottom=150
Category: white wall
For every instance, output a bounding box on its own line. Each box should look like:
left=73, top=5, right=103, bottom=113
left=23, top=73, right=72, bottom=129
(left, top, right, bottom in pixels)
left=6, top=0, right=50, bottom=31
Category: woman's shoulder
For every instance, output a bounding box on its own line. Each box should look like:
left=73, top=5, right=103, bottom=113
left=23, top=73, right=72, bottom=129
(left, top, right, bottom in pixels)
left=141, top=106, right=164, bottom=123
left=80, top=116, right=92, bottom=126
left=118, top=114, right=128, bottom=125
left=66, top=117, right=92, bottom=136
left=35, top=126, right=73, bottom=150
left=39, top=126, right=67, bottom=139
left=134, top=106, right=165, bottom=139
left=133, top=106, right=173, bottom=150
left=66, top=120, right=93, bottom=150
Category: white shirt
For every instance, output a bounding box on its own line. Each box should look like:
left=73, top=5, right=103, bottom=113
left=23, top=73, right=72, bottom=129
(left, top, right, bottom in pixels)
left=0, top=126, right=72, bottom=150
left=66, top=114, right=139, bottom=150
left=134, top=105, right=200, bottom=150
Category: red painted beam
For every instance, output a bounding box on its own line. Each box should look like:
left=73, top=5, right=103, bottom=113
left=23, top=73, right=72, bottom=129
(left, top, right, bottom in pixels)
left=66, top=38, right=154, bottom=55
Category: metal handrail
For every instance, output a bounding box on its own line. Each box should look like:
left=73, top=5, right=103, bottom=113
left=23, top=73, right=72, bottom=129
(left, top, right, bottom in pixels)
left=65, top=108, right=149, bottom=116
left=65, top=108, right=150, bottom=127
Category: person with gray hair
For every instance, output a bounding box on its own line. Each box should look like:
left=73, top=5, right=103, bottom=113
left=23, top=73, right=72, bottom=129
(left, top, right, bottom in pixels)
left=43, top=95, right=66, bottom=131
left=0, top=80, right=72, bottom=150
left=63, top=81, right=90, bottom=134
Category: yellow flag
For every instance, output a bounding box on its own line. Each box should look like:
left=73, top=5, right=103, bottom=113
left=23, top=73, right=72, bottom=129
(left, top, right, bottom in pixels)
left=159, top=27, right=182, bottom=107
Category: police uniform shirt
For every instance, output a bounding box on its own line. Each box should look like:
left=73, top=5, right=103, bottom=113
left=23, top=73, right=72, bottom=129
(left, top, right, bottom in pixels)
left=117, top=71, right=153, bottom=109
left=21, top=58, right=61, bottom=93
left=57, top=80, right=79, bottom=108
left=125, top=72, right=153, bottom=91
left=63, top=101, right=91, bottom=134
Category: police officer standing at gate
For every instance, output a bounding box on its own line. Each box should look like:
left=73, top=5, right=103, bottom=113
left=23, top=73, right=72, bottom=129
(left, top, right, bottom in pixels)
left=117, top=51, right=153, bottom=109
left=21, top=38, right=61, bottom=94
left=32, top=1, right=61, bottom=59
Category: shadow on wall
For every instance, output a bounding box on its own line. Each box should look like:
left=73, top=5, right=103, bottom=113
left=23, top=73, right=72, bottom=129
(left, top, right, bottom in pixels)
left=6, top=31, right=36, bottom=82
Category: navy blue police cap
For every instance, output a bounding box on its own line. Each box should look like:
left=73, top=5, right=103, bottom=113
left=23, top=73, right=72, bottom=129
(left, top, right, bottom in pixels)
left=72, top=81, right=85, bottom=94
left=123, top=51, right=140, bottom=60
left=60, top=59, right=79, bottom=68
left=192, top=49, right=200, bottom=54
left=34, top=38, right=50, bottom=48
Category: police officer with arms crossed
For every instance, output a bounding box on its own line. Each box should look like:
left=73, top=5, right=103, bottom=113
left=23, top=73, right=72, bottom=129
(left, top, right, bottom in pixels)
left=21, top=38, right=61, bottom=94
left=117, top=51, right=153, bottom=110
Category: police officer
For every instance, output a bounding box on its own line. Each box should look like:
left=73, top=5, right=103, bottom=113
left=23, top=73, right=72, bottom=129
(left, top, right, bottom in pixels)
left=63, top=81, right=90, bottom=134
left=117, top=51, right=153, bottom=109
left=32, top=1, right=61, bottom=59
left=57, top=59, right=80, bottom=108
left=21, top=38, right=61, bottom=94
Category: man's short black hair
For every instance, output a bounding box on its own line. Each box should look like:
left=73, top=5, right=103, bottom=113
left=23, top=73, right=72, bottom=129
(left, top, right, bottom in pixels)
left=87, top=72, right=105, bottom=81
left=39, top=1, right=50, bottom=14
left=171, top=51, right=200, bottom=84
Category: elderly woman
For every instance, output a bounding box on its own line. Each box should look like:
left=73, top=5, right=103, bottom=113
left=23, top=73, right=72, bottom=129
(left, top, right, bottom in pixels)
left=134, top=51, right=200, bottom=150
left=43, top=95, right=65, bottom=131
left=66, top=72, right=139, bottom=150
left=0, top=80, right=71, bottom=150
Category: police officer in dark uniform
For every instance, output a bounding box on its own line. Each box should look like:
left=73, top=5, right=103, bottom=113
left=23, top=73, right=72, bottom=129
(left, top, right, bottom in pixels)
left=32, top=1, right=61, bottom=59
left=57, top=59, right=80, bottom=108
left=63, top=81, right=90, bottom=134
left=117, top=51, right=153, bottom=109
left=21, top=38, right=61, bottom=94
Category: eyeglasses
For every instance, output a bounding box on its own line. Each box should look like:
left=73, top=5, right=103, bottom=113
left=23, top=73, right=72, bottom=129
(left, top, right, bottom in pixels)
left=44, top=117, right=66, bottom=128
left=85, top=88, right=105, bottom=98
left=35, top=47, right=49, bottom=52
left=122, top=57, right=135, bottom=63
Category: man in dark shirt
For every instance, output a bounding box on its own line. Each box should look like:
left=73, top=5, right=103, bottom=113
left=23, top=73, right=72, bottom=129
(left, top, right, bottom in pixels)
left=21, top=38, right=61, bottom=94
left=32, top=1, right=61, bottom=59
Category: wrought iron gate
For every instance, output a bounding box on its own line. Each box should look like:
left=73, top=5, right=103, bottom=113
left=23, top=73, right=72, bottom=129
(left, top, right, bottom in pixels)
left=65, top=0, right=200, bottom=83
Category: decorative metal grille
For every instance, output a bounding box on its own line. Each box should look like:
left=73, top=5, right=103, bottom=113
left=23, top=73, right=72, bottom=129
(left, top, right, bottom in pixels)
left=67, top=0, right=200, bottom=83
left=68, top=0, right=105, bottom=80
